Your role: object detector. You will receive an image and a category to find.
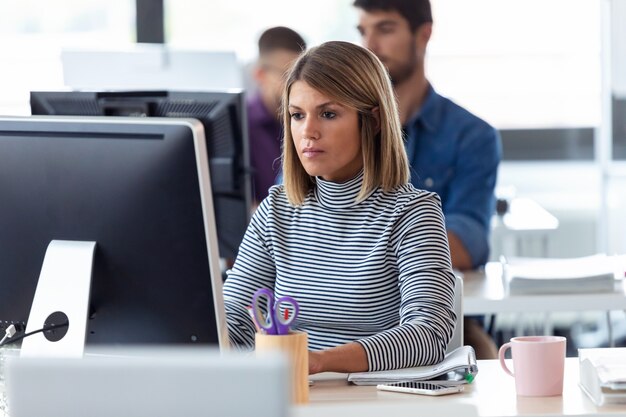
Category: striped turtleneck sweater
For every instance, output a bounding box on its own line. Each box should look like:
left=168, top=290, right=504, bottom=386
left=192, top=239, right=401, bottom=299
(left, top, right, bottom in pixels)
left=223, top=171, right=456, bottom=371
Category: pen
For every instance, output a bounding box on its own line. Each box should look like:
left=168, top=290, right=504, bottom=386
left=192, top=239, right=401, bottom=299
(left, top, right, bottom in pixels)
left=465, top=351, right=477, bottom=383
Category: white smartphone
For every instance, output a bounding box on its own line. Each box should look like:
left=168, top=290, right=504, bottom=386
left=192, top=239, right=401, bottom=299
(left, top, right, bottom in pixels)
left=376, top=381, right=464, bottom=396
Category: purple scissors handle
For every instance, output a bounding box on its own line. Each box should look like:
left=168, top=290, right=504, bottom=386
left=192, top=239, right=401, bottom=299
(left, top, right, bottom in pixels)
left=252, top=288, right=278, bottom=335
left=274, top=296, right=299, bottom=335
left=252, top=289, right=300, bottom=335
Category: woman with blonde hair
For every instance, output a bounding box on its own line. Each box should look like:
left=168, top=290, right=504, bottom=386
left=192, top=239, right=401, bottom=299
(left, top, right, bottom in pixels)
left=224, top=41, right=455, bottom=374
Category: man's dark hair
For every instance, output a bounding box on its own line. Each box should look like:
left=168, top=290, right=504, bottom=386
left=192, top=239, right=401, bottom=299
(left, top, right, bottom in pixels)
left=353, top=0, right=432, bottom=32
left=258, top=26, right=307, bottom=56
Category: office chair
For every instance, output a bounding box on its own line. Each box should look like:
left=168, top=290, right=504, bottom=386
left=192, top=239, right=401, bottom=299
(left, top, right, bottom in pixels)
left=445, top=274, right=464, bottom=354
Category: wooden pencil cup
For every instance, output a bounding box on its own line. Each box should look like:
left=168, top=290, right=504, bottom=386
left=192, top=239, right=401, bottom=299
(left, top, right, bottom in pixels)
left=255, top=331, right=309, bottom=404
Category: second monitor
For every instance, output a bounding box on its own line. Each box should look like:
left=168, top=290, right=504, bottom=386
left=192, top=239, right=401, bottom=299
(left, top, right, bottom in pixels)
left=30, top=90, right=252, bottom=260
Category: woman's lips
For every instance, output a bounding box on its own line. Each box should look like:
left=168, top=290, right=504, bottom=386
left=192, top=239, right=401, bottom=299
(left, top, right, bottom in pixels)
left=302, top=148, right=323, bottom=158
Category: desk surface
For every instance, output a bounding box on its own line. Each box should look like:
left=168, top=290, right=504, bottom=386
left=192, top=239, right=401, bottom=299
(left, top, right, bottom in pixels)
left=295, top=358, right=626, bottom=417
left=492, top=197, right=559, bottom=233
left=463, top=263, right=626, bottom=315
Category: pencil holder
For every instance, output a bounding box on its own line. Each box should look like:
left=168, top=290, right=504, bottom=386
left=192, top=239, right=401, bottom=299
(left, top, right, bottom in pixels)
left=255, top=331, right=308, bottom=404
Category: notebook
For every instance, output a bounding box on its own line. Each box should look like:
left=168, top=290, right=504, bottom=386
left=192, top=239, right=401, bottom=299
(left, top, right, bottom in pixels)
left=579, top=347, right=626, bottom=406
left=5, top=347, right=288, bottom=417
left=347, top=345, right=478, bottom=386
left=502, top=254, right=620, bottom=295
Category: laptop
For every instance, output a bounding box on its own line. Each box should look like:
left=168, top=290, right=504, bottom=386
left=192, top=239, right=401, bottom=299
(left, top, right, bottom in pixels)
left=5, top=348, right=288, bottom=417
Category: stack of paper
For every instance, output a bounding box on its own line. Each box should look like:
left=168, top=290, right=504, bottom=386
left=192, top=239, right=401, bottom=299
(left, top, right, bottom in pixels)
left=503, top=254, right=618, bottom=295
left=579, top=348, right=626, bottom=406
left=347, top=345, right=477, bottom=386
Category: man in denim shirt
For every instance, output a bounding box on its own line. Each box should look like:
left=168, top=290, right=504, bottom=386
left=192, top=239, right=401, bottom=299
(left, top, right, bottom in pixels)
left=355, top=0, right=502, bottom=358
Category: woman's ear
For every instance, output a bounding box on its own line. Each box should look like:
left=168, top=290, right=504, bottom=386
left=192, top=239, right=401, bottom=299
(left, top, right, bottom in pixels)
left=371, top=106, right=381, bottom=134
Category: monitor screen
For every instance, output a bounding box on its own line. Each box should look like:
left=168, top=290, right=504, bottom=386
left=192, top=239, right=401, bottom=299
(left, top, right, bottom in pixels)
left=0, top=116, right=229, bottom=348
left=30, top=90, right=252, bottom=260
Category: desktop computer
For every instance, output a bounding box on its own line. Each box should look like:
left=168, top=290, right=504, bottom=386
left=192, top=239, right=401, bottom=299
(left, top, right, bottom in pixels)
left=0, top=116, right=229, bottom=354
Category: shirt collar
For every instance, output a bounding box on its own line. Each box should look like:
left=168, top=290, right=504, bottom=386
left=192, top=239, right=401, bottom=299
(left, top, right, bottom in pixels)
left=314, top=170, right=368, bottom=209
left=405, top=83, right=442, bottom=133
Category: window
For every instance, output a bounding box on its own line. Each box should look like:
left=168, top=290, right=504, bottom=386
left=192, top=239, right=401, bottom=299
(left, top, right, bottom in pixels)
left=167, top=0, right=601, bottom=131
left=427, top=0, right=601, bottom=130
left=0, top=0, right=134, bottom=115
left=165, top=1, right=358, bottom=63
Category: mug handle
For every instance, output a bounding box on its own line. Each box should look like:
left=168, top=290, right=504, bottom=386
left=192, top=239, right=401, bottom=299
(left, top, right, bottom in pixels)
left=499, top=342, right=514, bottom=377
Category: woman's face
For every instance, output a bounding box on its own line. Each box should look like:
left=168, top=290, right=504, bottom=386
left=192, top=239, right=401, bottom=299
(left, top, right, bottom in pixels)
left=288, top=80, right=363, bottom=182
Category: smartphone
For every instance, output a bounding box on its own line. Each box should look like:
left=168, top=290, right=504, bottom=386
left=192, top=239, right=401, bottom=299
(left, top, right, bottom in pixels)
left=376, top=381, right=464, bottom=396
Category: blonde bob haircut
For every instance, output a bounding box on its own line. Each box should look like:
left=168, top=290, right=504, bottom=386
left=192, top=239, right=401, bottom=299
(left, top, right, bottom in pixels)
left=282, top=40, right=409, bottom=206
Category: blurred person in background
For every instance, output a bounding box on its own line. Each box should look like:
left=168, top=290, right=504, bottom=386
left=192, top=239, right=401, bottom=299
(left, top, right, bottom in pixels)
left=247, top=26, right=306, bottom=205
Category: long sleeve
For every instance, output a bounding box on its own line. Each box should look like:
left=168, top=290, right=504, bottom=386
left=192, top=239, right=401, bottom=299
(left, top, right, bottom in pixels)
left=405, top=85, right=502, bottom=269
left=443, top=124, right=501, bottom=267
left=223, top=201, right=276, bottom=349
left=356, top=194, right=457, bottom=371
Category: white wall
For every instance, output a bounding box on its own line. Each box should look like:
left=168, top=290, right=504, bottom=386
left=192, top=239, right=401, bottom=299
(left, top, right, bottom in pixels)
left=608, top=0, right=626, bottom=255
left=607, top=170, right=626, bottom=255
left=613, top=0, right=626, bottom=97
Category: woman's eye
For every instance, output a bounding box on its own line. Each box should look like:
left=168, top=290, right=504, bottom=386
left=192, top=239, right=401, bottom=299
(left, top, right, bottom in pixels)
left=321, top=111, right=336, bottom=119
left=290, top=112, right=303, bottom=120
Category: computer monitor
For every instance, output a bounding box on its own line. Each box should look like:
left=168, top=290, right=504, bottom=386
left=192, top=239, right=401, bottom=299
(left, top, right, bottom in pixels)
left=30, top=90, right=251, bottom=260
left=0, top=116, right=229, bottom=351
left=6, top=348, right=289, bottom=417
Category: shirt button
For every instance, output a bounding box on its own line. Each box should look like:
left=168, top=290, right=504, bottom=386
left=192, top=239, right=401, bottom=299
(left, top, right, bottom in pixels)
left=424, top=177, right=434, bottom=188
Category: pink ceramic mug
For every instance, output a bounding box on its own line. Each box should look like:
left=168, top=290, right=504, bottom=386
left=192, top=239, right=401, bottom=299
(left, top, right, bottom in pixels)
left=499, top=335, right=566, bottom=397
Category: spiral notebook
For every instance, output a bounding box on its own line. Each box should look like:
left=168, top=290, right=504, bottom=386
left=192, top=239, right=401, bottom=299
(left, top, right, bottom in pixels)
left=347, top=345, right=478, bottom=386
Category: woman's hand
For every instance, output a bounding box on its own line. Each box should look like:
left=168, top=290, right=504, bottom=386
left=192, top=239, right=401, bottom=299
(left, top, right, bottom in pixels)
left=308, top=350, right=325, bottom=374
left=308, top=343, right=368, bottom=374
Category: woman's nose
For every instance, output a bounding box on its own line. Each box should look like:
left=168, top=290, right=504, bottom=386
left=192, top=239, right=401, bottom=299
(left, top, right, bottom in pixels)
left=301, top=117, right=319, bottom=140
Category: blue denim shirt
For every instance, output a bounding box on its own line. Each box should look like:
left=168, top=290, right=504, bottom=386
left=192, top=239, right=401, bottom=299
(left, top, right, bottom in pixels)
left=405, top=85, right=502, bottom=268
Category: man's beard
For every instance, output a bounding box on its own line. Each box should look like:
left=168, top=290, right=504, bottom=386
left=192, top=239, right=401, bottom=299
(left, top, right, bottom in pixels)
left=388, top=39, right=419, bottom=86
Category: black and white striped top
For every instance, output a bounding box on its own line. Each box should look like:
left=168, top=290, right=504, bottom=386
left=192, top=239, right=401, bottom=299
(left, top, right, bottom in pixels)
left=223, top=171, right=456, bottom=371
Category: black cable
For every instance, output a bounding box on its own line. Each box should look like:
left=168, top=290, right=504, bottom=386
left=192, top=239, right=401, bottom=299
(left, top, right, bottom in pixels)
left=0, top=322, right=68, bottom=348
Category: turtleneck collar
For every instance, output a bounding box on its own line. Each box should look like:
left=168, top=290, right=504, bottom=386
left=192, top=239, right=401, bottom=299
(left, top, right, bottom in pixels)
left=314, top=170, right=372, bottom=209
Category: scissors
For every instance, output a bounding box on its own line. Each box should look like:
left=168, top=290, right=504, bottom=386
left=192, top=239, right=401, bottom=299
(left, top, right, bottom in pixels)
left=251, top=288, right=299, bottom=335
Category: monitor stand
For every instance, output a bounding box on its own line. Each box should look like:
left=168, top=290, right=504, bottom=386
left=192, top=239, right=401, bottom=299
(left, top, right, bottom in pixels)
left=20, top=240, right=96, bottom=358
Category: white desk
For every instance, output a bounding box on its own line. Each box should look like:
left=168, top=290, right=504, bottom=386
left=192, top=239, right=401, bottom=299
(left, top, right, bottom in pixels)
left=495, top=198, right=560, bottom=233
left=463, top=263, right=626, bottom=315
left=491, top=197, right=559, bottom=258
left=462, top=262, right=626, bottom=341
left=295, top=358, right=626, bottom=417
